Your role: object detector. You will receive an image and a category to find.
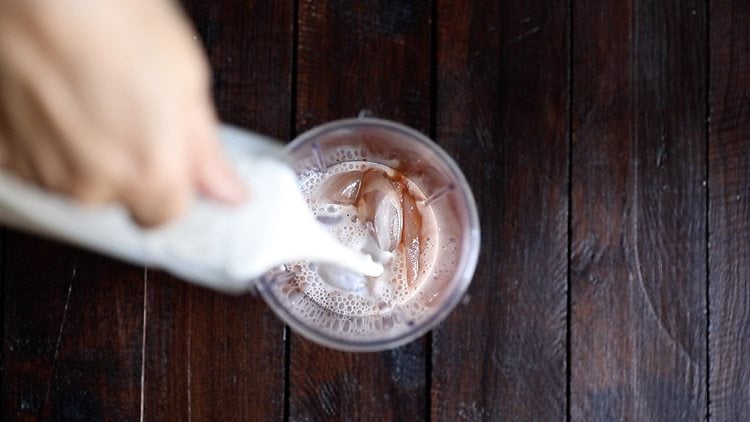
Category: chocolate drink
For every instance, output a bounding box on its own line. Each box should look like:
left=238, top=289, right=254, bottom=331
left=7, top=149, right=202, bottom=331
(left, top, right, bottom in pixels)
left=259, top=118, right=479, bottom=350
left=278, top=157, right=461, bottom=335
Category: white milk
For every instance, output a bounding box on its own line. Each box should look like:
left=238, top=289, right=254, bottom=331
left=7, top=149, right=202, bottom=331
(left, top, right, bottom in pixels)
left=0, top=125, right=383, bottom=292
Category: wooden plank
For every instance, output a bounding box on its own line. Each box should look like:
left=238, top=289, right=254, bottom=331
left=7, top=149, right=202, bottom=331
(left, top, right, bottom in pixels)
left=144, top=276, right=287, bottom=421
left=571, top=0, right=707, bottom=419
left=295, top=0, right=432, bottom=132
left=430, top=0, right=569, bottom=419
left=2, top=233, right=144, bottom=420
left=290, top=0, right=431, bottom=419
left=708, top=0, right=750, bottom=418
left=142, top=1, right=293, bottom=420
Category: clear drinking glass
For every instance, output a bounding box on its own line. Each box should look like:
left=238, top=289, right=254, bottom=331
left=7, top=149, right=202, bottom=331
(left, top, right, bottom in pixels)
left=255, top=116, right=480, bottom=351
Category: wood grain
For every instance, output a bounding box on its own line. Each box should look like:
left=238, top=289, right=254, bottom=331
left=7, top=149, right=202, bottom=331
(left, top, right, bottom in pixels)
left=708, top=0, right=750, bottom=419
left=5, top=1, right=750, bottom=419
left=295, top=0, right=432, bottom=132
left=430, top=0, right=569, bottom=419
left=142, top=1, right=293, bottom=420
left=289, top=0, right=431, bottom=420
left=432, top=1, right=569, bottom=420
left=2, top=233, right=144, bottom=420
left=570, top=0, right=707, bottom=419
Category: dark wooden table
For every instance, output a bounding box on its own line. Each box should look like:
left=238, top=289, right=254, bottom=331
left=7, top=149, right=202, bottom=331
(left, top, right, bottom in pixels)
left=2, top=0, right=748, bottom=420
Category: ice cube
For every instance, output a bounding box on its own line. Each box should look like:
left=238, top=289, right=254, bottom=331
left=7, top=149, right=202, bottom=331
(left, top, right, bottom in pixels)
left=317, top=263, right=366, bottom=292
left=315, top=170, right=363, bottom=205
left=359, top=170, right=403, bottom=252
left=401, top=192, right=422, bottom=286
left=372, top=191, right=402, bottom=252
left=359, top=171, right=397, bottom=212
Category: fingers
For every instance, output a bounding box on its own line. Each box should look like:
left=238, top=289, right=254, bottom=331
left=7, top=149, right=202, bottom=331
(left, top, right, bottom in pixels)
left=126, top=181, right=191, bottom=228
left=121, top=142, right=192, bottom=228
left=189, top=101, right=247, bottom=204
left=122, top=100, right=247, bottom=227
left=0, top=0, right=244, bottom=228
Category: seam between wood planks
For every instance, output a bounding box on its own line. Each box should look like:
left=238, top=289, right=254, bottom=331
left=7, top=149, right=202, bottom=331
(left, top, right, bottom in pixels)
left=140, top=266, right=148, bottom=422
left=704, top=0, right=712, bottom=418
left=41, top=253, right=79, bottom=418
left=565, top=0, right=574, bottom=419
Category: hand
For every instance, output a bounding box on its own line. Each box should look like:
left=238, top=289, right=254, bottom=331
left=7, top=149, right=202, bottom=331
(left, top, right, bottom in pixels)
left=0, top=0, right=246, bottom=226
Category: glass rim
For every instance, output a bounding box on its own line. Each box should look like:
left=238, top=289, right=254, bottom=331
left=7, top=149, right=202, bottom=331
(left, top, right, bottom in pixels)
left=256, top=117, right=481, bottom=352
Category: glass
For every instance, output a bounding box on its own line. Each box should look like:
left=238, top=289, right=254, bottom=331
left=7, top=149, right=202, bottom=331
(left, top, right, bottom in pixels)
left=255, top=116, right=480, bottom=351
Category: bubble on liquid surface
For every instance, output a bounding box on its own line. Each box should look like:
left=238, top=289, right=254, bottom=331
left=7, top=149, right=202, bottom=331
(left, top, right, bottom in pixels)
left=316, top=214, right=343, bottom=225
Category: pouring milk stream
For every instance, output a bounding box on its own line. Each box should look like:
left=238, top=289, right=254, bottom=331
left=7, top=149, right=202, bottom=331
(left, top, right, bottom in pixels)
left=0, top=125, right=383, bottom=292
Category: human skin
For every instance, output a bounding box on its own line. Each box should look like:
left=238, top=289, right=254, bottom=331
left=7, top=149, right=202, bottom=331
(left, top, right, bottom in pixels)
left=0, top=0, right=246, bottom=226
